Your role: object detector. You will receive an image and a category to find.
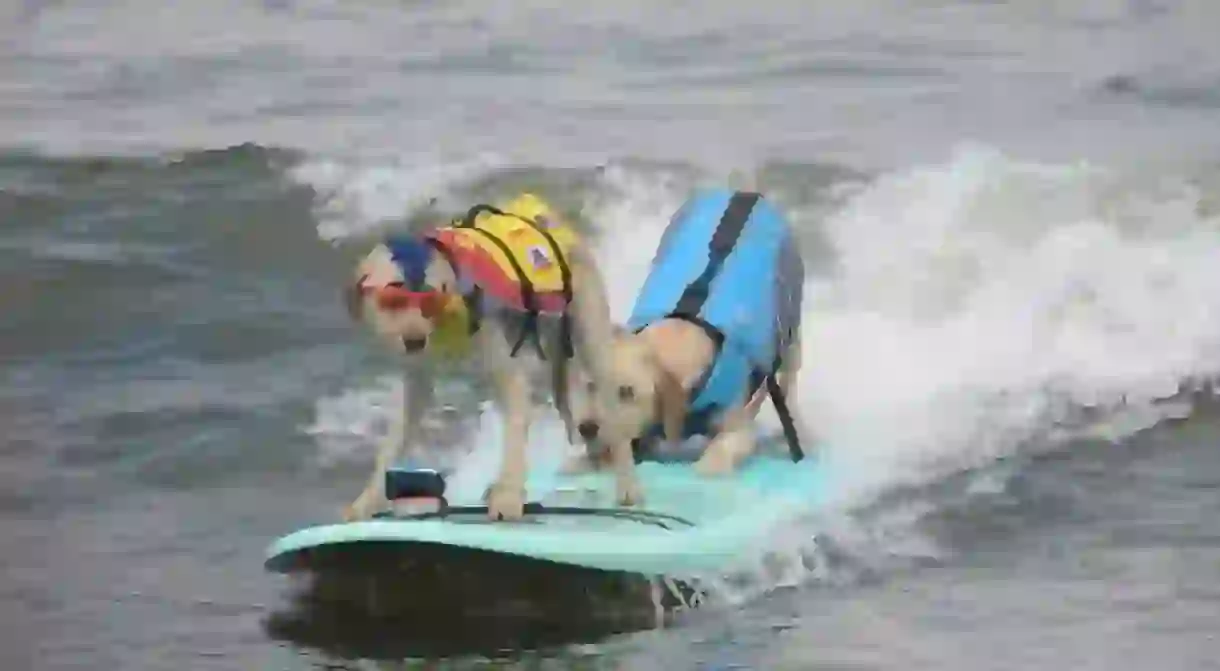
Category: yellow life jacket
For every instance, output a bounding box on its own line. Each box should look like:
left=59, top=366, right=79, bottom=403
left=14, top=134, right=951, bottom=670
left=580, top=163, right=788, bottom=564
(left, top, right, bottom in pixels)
left=423, top=193, right=581, bottom=358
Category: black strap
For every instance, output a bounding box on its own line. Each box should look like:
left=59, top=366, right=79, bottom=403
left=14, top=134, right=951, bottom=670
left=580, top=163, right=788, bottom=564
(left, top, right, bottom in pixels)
left=633, top=374, right=804, bottom=463
left=640, top=191, right=806, bottom=463
left=462, top=285, right=483, bottom=336
left=673, top=192, right=759, bottom=317
left=456, top=203, right=577, bottom=358
left=459, top=204, right=501, bottom=227
left=668, top=191, right=761, bottom=410
left=509, top=207, right=575, bottom=359
left=765, top=373, right=804, bottom=462
left=626, top=192, right=760, bottom=459
left=455, top=205, right=545, bottom=358
left=425, top=237, right=482, bottom=336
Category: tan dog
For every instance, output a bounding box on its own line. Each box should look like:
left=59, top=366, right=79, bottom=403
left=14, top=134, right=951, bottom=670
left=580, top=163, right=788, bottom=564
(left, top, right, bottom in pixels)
left=568, top=322, right=805, bottom=477
left=342, top=194, right=622, bottom=522
left=566, top=189, right=810, bottom=502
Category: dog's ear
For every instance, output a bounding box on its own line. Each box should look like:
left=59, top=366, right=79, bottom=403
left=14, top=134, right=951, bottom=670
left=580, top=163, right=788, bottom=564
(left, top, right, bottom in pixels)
left=423, top=253, right=456, bottom=293
left=655, top=368, right=689, bottom=443
left=344, top=275, right=366, bottom=321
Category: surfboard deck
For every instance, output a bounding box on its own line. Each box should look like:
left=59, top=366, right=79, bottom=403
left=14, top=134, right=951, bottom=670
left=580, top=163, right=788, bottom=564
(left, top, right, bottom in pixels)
left=265, top=453, right=824, bottom=576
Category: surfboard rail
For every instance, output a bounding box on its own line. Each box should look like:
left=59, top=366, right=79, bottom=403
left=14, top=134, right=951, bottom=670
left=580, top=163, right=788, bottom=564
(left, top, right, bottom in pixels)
left=265, top=454, right=825, bottom=576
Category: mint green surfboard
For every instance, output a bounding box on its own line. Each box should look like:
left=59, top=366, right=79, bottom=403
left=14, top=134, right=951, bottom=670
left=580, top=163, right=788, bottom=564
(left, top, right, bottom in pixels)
left=264, top=452, right=824, bottom=577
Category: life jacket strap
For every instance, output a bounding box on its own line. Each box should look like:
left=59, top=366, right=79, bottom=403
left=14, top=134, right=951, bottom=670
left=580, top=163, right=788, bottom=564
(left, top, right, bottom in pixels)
left=661, top=192, right=760, bottom=407
left=635, top=190, right=807, bottom=463
left=455, top=205, right=543, bottom=358
left=425, top=237, right=482, bottom=337
left=764, top=371, right=804, bottom=463
left=455, top=203, right=577, bottom=359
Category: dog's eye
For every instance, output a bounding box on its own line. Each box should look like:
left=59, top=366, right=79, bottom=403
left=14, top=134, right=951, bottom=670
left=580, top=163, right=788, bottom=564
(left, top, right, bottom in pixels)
left=385, top=281, right=405, bottom=289
left=617, top=385, right=635, bottom=402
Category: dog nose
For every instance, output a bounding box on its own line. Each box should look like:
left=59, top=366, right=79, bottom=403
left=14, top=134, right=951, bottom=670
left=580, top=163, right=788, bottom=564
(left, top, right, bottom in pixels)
left=578, top=421, right=600, bottom=440
left=402, top=336, right=427, bottom=352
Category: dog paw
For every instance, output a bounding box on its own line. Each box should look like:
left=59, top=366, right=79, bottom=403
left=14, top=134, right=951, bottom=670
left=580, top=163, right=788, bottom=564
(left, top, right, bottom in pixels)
left=694, top=449, right=736, bottom=477
left=615, top=475, right=643, bottom=507
left=485, top=481, right=527, bottom=521
left=343, top=490, right=387, bottom=522
left=560, top=453, right=596, bottom=474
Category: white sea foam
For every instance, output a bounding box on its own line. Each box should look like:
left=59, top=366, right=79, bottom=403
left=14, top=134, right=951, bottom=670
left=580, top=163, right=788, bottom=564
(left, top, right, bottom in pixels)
left=291, top=143, right=1220, bottom=596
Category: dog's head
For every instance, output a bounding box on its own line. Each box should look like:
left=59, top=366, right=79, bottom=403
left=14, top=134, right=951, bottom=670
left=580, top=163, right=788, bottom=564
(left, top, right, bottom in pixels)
left=344, top=236, right=458, bottom=354
left=569, top=329, right=688, bottom=459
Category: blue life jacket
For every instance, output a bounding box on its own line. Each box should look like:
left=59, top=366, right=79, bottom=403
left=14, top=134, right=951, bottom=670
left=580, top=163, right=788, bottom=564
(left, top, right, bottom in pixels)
left=627, top=188, right=805, bottom=445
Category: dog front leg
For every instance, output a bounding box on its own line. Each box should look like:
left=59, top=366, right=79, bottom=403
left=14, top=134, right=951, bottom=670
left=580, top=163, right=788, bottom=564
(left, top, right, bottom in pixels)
left=344, top=364, right=431, bottom=521
left=479, top=322, right=532, bottom=521
left=607, top=440, right=642, bottom=506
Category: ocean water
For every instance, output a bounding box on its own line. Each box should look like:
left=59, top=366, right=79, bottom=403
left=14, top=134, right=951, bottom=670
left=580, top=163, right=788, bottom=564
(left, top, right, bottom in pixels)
left=4, top=1, right=1220, bottom=669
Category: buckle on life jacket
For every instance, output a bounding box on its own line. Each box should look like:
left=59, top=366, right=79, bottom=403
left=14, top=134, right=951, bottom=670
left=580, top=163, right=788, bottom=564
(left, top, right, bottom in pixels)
left=454, top=203, right=576, bottom=360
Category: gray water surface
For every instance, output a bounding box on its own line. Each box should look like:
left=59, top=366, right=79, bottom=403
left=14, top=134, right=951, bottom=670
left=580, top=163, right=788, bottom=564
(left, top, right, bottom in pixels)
left=3, top=2, right=1220, bottom=669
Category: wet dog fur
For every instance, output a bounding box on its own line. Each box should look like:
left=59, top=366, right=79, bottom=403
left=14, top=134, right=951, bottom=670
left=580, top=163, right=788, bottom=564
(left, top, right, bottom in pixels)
left=342, top=234, right=623, bottom=522
left=564, top=320, right=806, bottom=505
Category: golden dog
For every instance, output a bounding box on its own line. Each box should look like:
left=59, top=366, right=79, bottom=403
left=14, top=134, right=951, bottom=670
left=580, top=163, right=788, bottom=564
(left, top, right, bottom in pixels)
left=565, top=189, right=810, bottom=502
left=342, top=193, right=623, bottom=521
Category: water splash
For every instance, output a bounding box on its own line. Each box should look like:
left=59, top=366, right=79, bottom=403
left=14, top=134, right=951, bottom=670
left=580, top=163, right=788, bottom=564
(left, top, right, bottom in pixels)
left=290, top=142, right=1220, bottom=603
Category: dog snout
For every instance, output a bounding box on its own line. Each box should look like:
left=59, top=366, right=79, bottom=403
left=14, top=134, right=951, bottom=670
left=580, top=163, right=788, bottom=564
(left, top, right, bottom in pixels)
left=402, top=336, right=427, bottom=352
left=577, top=420, right=600, bottom=440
